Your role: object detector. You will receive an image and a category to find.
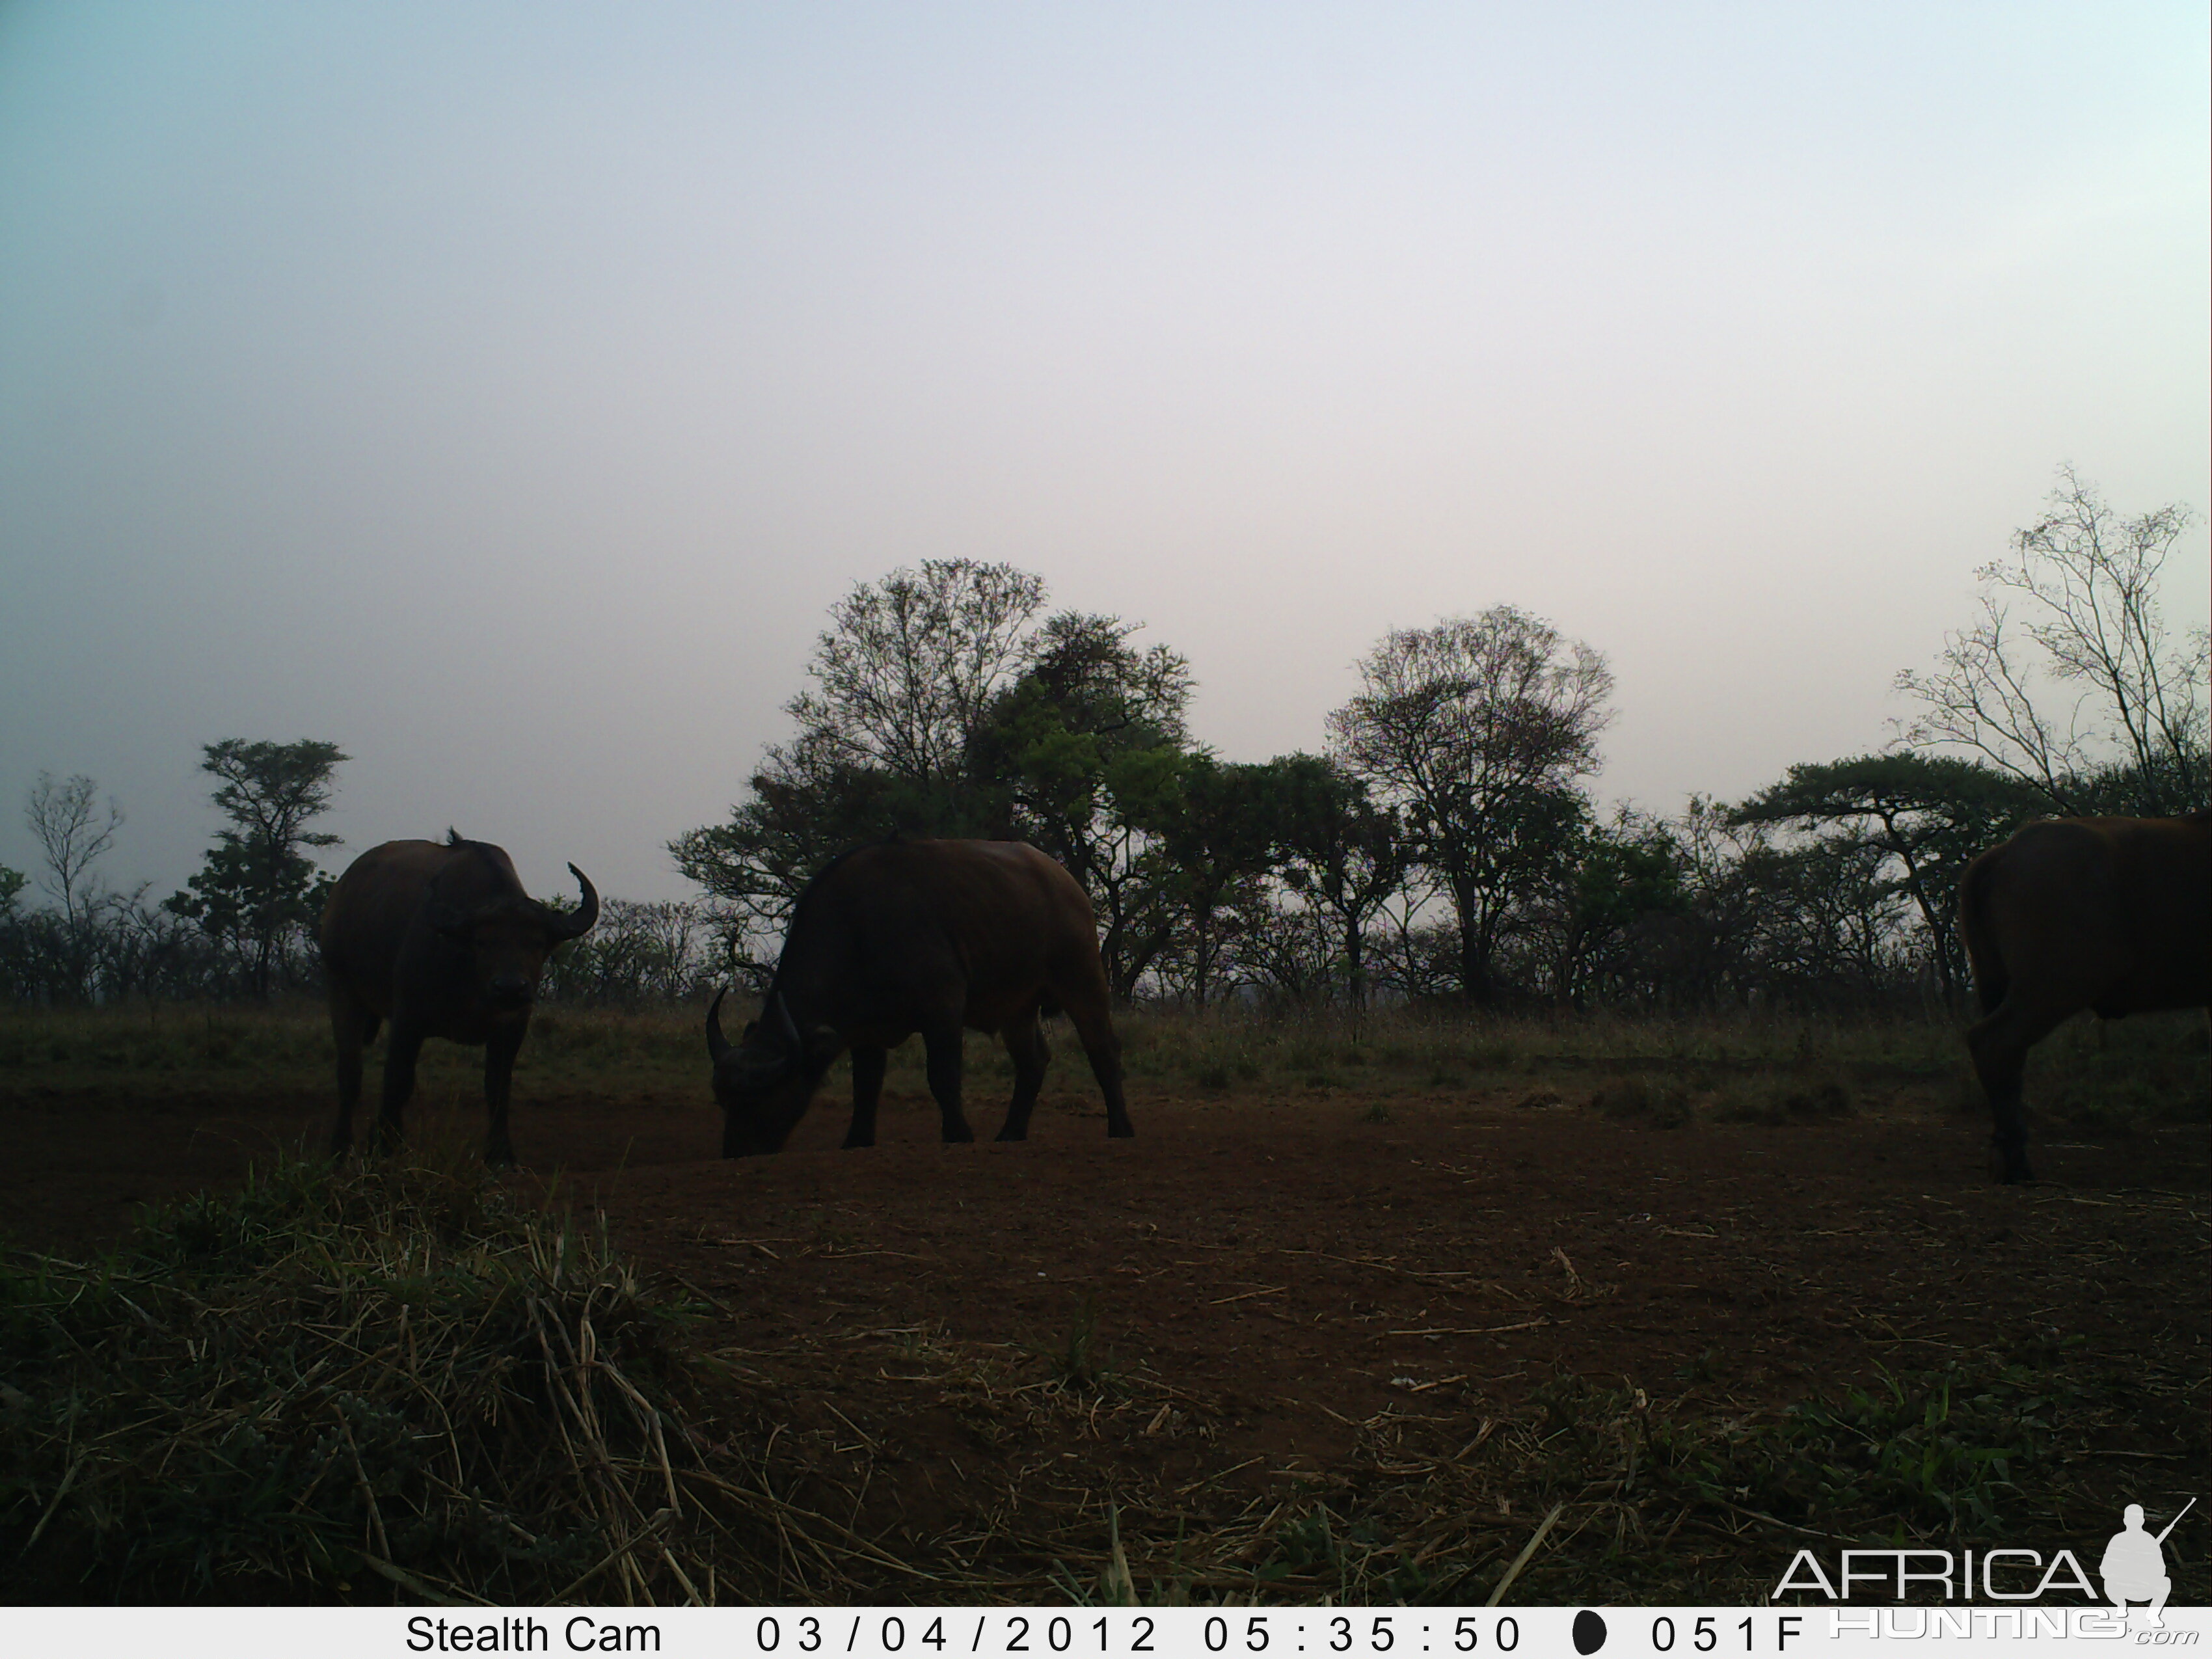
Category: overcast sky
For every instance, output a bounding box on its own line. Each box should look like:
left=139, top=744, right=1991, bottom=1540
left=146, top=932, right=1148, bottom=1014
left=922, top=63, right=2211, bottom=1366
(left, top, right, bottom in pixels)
left=2, top=2, right=2205, bottom=905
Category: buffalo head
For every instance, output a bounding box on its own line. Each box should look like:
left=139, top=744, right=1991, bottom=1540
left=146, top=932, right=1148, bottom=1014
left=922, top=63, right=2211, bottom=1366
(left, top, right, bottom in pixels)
left=427, top=863, right=599, bottom=1015
left=707, top=987, right=837, bottom=1155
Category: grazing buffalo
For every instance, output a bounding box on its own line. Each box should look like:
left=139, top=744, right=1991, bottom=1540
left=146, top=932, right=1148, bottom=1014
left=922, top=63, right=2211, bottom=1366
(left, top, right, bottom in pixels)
left=1959, top=811, right=2210, bottom=1182
left=706, top=838, right=1135, bottom=1156
left=321, top=831, right=599, bottom=1164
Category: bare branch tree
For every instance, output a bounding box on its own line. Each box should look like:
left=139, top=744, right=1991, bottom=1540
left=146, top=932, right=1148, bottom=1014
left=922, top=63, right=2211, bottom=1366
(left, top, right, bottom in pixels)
left=1896, top=466, right=2208, bottom=814
left=25, top=772, right=122, bottom=934
left=787, top=560, right=1049, bottom=781
left=23, top=772, right=129, bottom=1003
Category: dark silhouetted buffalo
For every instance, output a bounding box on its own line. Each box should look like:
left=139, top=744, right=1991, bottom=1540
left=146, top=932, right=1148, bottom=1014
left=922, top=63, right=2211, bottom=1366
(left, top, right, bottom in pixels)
left=1959, top=811, right=2209, bottom=1182
left=707, top=839, right=1135, bottom=1156
left=321, top=831, right=599, bottom=1163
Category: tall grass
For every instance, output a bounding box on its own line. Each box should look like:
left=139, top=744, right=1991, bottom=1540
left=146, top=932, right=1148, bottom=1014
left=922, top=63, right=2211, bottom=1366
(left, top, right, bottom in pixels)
left=5, top=999, right=2201, bottom=1129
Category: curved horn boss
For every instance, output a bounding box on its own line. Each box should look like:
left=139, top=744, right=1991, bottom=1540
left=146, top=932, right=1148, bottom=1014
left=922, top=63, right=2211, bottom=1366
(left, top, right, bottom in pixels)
left=546, top=863, right=599, bottom=940
left=706, top=987, right=733, bottom=1063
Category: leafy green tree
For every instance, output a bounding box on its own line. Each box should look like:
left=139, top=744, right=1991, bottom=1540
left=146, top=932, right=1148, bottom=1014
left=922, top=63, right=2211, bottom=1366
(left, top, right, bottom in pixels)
left=672, top=743, right=1001, bottom=977
left=969, top=612, right=1194, bottom=995
left=674, top=561, right=1044, bottom=967
left=1330, top=606, right=1613, bottom=1004
left=1730, top=753, right=2039, bottom=1006
left=1543, top=814, right=1689, bottom=1009
left=167, top=739, right=348, bottom=1000
left=1272, top=755, right=1410, bottom=1012
left=673, top=569, right=1201, bottom=994
left=1896, top=466, right=2209, bottom=815
left=1138, top=754, right=1286, bottom=1006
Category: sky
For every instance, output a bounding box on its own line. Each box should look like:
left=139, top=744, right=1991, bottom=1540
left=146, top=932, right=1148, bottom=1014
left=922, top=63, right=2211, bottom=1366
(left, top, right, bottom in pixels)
left=1, top=2, right=2205, bottom=905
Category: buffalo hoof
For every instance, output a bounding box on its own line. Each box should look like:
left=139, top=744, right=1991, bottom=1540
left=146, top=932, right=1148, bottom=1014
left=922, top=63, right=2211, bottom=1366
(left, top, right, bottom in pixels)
left=1108, top=1122, right=1136, bottom=1139
left=841, top=1135, right=876, bottom=1150
left=993, top=1127, right=1029, bottom=1142
left=941, top=1125, right=976, bottom=1144
left=485, top=1144, right=518, bottom=1168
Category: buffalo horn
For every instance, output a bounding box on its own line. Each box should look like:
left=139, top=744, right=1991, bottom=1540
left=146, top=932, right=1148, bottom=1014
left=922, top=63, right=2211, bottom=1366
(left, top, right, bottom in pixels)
left=548, top=864, right=600, bottom=939
left=706, top=987, right=733, bottom=1062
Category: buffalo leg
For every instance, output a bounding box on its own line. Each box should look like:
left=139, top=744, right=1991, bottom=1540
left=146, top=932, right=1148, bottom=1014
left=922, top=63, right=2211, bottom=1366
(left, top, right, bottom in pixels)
left=374, top=1019, right=426, bottom=1154
left=483, top=1021, right=525, bottom=1167
left=920, top=1022, right=975, bottom=1143
left=328, top=985, right=373, bottom=1155
left=995, top=1014, right=1051, bottom=1142
left=1967, top=998, right=2071, bottom=1183
left=845, top=1045, right=887, bottom=1149
left=1063, top=1003, right=1135, bottom=1139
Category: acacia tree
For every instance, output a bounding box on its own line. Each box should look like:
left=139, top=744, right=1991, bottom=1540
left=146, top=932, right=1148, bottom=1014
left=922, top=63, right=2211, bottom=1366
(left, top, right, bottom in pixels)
left=1330, top=606, right=1614, bottom=1004
left=1895, top=466, right=2209, bottom=815
left=1729, top=753, right=2038, bottom=1006
left=167, top=739, right=347, bottom=999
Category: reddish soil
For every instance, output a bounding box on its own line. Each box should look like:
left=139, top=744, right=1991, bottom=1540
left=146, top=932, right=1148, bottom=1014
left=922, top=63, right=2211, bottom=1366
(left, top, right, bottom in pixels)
left=5, top=1069, right=2206, bottom=1595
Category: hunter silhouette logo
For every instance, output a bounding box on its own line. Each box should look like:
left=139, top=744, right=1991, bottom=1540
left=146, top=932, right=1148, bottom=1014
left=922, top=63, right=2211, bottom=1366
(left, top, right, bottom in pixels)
left=1770, top=1496, right=2197, bottom=1607
left=2101, top=1498, right=2192, bottom=1628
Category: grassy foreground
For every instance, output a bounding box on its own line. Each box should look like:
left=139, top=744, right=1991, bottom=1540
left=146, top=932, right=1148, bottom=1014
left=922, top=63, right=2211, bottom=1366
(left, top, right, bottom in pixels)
left=0, top=1001, right=2202, bottom=1604
left=1, top=1142, right=2202, bottom=1605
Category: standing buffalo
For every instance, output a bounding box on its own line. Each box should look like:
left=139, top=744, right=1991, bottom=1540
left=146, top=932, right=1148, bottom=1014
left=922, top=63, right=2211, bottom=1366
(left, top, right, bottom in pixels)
left=1959, top=811, right=2209, bottom=1182
left=321, top=831, right=599, bottom=1164
left=707, top=838, right=1135, bottom=1156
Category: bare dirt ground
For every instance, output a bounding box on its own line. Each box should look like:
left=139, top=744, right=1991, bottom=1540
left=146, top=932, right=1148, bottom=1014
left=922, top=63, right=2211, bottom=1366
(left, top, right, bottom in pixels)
left=3, top=1064, right=2206, bottom=1601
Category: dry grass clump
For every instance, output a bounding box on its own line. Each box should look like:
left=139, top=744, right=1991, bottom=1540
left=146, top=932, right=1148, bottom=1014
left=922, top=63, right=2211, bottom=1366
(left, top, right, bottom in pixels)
left=1708, top=1076, right=1855, bottom=1126
left=1589, top=1075, right=1692, bottom=1128
left=0, top=1151, right=859, bottom=1606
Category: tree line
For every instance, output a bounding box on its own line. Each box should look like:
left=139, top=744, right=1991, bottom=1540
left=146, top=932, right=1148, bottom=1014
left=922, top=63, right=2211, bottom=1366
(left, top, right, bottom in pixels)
left=1, top=744, right=723, bottom=1010
left=673, top=468, right=2205, bottom=1014
left=6, top=467, right=2202, bottom=1012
